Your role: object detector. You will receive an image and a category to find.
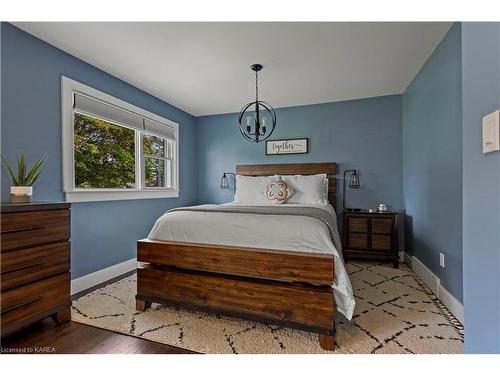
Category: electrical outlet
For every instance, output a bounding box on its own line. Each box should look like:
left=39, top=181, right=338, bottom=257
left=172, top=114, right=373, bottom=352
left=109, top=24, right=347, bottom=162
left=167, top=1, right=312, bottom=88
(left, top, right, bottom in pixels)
left=440, top=253, right=445, bottom=268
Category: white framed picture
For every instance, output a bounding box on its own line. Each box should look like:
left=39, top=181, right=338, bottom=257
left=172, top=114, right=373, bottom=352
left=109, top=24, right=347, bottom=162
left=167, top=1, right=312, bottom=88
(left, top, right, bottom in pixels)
left=266, top=138, right=308, bottom=155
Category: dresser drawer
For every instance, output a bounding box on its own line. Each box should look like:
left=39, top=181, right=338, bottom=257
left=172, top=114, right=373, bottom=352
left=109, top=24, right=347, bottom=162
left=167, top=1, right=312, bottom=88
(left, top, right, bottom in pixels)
left=1, top=209, right=70, bottom=251
left=1, top=272, right=70, bottom=331
left=371, top=218, right=393, bottom=234
left=371, top=234, right=392, bottom=251
left=347, top=233, right=368, bottom=249
left=1, top=242, right=70, bottom=290
left=347, top=217, right=368, bottom=232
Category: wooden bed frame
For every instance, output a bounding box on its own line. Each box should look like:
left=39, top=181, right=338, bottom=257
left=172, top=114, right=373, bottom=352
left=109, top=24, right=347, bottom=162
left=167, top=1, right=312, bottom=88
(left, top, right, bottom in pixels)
left=136, top=162, right=338, bottom=351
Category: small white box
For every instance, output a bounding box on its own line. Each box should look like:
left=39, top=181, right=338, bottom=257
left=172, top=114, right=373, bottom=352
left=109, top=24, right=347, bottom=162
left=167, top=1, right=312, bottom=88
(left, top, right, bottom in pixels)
left=482, top=110, right=500, bottom=153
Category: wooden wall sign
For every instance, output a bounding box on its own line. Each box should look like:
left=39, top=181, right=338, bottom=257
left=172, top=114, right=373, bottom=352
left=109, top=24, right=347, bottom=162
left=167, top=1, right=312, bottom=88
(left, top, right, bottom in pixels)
left=266, top=138, right=308, bottom=155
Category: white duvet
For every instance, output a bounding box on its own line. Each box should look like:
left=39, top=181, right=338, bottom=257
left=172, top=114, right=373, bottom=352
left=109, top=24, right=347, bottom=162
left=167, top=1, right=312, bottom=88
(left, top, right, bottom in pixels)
left=148, top=203, right=355, bottom=320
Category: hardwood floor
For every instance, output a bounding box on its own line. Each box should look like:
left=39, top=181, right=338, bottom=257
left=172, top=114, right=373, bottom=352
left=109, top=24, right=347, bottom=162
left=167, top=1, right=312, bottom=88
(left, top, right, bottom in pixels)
left=1, top=318, right=195, bottom=354
left=1, top=270, right=194, bottom=354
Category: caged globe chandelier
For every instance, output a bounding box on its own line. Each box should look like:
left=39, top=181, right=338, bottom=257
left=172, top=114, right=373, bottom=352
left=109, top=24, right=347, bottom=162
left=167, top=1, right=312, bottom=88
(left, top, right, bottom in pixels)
left=237, top=64, right=277, bottom=143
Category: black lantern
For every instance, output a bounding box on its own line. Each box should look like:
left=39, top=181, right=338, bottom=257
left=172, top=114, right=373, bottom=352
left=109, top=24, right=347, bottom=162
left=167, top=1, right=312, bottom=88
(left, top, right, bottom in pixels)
left=237, top=64, right=277, bottom=143
left=343, top=169, right=361, bottom=211
left=220, top=172, right=236, bottom=191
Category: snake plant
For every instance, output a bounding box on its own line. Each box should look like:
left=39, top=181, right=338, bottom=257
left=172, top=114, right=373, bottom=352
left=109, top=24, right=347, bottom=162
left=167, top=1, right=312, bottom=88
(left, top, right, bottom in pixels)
left=1, top=154, right=48, bottom=186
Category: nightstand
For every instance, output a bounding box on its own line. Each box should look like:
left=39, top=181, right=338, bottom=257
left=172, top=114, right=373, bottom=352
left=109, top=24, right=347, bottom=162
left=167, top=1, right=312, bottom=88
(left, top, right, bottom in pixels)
left=342, top=210, right=399, bottom=268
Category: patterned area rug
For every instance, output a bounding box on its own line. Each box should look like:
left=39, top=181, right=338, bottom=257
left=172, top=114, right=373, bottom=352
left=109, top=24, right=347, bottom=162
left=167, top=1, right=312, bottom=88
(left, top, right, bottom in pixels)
left=72, top=261, right=463, bottom=354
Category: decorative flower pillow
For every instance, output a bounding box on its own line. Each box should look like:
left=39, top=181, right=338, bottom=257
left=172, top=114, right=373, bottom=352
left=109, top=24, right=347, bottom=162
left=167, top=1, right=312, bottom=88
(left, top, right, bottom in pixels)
left=264, top=176, right=294, bottom=204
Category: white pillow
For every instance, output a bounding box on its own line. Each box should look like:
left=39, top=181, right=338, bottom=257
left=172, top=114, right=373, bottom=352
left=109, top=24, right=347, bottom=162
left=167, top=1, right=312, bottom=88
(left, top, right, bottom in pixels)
left=280, top=174, right=328, bottom=205
left=234, top=175, right=275, bottom=205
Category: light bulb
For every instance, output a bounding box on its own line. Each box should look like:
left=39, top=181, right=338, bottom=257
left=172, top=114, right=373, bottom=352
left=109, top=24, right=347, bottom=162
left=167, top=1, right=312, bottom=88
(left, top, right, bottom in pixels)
left=246, top=116, right=251, bottom=132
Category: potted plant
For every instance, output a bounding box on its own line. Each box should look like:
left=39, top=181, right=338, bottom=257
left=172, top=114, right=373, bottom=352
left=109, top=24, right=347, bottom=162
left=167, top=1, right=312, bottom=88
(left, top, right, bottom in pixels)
left=1, top=154, right=48, bottom=203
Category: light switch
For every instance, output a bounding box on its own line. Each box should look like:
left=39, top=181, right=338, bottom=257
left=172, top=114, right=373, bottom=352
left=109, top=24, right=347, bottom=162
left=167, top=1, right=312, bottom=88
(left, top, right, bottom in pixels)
left=482, top=110, right=500, bottom=153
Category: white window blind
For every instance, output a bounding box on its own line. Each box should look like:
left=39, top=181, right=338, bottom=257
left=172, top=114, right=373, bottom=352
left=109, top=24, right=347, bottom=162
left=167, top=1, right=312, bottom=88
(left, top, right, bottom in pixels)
left=73, top=92, right=143, bottom=130
left=144, top=117, right=176, bottom=140
left=73, top=92, right=177, bottom=140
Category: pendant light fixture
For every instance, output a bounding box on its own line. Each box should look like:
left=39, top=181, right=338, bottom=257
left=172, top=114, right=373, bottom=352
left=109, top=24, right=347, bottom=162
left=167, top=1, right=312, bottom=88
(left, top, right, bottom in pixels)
left=237, top=64, right=277, bottom=143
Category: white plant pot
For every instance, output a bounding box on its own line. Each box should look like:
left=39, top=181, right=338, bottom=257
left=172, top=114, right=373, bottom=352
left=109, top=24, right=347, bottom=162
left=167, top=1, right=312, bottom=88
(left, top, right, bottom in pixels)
left=10, top=186, right=33, bottom=203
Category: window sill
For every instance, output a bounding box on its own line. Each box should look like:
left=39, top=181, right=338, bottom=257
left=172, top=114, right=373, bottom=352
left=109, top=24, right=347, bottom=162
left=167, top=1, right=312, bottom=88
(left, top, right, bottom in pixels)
left=65, top=189, right=179, bottom=203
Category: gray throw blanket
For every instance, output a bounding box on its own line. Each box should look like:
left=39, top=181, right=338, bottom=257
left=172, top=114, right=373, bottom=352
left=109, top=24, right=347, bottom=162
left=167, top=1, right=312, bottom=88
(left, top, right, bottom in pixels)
left=168, top=204, right=343, bottom=253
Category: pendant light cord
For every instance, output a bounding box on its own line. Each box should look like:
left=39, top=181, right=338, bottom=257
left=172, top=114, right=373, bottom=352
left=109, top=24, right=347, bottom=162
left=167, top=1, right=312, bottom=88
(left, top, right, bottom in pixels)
left=255, top=70, right=259, bottom=103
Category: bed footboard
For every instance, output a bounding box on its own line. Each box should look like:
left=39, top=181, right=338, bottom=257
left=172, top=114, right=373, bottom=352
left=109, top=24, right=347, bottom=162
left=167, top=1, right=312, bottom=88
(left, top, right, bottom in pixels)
left=137, top=239, right=334, bottom=285
left=136, top=239, right=336, bottom=351
left=136, top=264, right=334, bottom=332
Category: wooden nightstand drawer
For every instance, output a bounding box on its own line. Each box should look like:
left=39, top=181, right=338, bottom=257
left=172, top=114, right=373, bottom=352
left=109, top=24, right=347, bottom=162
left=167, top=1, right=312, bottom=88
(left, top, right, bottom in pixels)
left=371, top=218, right=393, bottom=234
left=1, top=272, right=70, bottom=332
left=1, top=242, right=70, bottom=290
left=347, top=217, right=368, bottom=232
left=343, top=211, right=400, bottom=268
left=347, top=233, right=368, bottom=249
left=1, top=209, right=70, bottom=251
left=371, top=234, right=392, bottom=250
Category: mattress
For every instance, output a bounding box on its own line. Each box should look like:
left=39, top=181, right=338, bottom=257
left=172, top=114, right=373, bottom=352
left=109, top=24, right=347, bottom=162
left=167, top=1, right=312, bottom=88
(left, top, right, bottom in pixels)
left=148, top=203, right=355, bottom=320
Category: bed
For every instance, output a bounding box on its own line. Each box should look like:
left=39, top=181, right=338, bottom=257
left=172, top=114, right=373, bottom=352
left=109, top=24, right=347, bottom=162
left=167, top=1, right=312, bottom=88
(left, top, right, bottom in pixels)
left=135, top=163, right=354, bottom=351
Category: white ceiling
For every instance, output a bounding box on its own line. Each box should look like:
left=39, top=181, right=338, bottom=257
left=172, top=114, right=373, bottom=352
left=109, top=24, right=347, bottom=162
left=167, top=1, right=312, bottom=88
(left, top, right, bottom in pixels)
left=14, top=22, right=452, bottom=116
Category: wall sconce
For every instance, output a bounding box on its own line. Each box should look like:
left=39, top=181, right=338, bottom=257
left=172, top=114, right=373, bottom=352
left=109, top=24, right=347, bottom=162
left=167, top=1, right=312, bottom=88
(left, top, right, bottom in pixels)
left=220, top=172, right=236, bottom=191
left=343, top=169, right=361, bottom=211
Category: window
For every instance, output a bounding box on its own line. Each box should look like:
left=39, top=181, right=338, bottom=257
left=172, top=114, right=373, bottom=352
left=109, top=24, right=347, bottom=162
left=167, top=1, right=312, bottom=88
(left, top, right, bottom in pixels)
left=62, top=76, right=179, bottom=202
left=143, top=134, right=175, bottom=188
left=74, top=113, right=136, bottom=189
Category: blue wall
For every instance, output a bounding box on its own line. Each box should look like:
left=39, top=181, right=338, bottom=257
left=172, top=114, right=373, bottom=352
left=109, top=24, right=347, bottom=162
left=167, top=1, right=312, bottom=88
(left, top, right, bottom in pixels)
left=0, top=23, right=404, bottom=278
left=462, top=22, right=500, bottom=354
left=0, top=23, right=198, bottom=278
left=196, top=95, right=403, bottom=215
left=402, top=24, right=463, bottom=302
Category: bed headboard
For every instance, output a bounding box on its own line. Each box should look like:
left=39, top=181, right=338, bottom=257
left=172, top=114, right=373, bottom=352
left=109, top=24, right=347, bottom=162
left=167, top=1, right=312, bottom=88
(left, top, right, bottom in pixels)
left=235, top=163, right=337, bottom=207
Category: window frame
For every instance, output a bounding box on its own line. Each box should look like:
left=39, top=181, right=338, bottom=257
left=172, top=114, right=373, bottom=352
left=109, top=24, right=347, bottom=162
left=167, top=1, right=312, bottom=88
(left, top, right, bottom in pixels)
left=141, top=133, right=174, bottom=190
left=61, top=76, right=179, bottom=203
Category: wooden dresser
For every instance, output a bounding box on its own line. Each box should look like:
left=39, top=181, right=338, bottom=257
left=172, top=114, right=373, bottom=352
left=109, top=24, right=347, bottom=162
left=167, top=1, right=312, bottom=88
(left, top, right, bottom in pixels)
left=1, top=202, right=71, bottom=338
left=343, top=210, right=399, bottom=268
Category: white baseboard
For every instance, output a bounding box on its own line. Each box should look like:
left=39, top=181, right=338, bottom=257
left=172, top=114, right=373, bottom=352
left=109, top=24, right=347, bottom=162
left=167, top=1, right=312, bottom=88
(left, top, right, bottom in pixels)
left=403, top=252, right=413, bottom=267
left=403, top=253, right=463, bottom=324
left=71, top=258, right=137, bottom=295
left=438, top=283, right=464, bottom=324
left=410, top=255, right=440, bottom=296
